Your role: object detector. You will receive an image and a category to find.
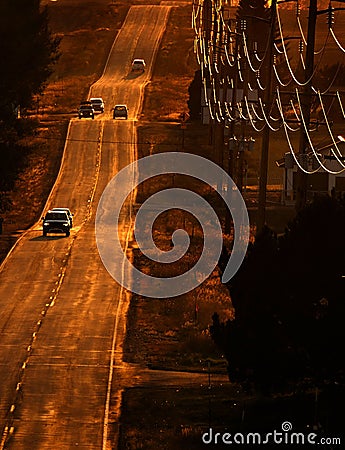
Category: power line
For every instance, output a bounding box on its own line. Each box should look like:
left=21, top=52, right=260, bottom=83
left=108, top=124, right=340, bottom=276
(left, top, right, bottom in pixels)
left=193, top=0, right=345, bottom=213
left=33, top=135, right=182, bottom=146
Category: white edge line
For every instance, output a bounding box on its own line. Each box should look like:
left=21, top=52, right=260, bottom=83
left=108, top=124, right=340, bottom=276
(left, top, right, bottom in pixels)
left=0, top=120, right=73, bottom=274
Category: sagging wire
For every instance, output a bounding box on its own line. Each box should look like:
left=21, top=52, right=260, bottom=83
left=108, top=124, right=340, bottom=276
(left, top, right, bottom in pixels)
left=197, top=33, right=206, bottom=69
left=219, top=52, right=227, bottom=68
left=250, top=101, right=265, bottom=122
left=192, top=1, right=201, bottom=32
left=194, top=0, right=345, bottom=146
left=207, top=52, right=214, bottom=80
left=211, top=77, right=217, bottom=104
left=273, top=60, right=292, bottom=88
left=201, top=70, right=208, bottom=106
left=295, top=88, right=345, bottom=174
left=207, top=97, right=215, bottom=120
left=224, top=101, right=238, bottom=121
left=224, top=101, right=236, bottom=121
left=276, top=88, right=320, bottom=174
left=226, top=74, right=234, bottom=88
left=286, top=98, right=303, bottom=131
left=219, top=6, right=236, bottom=37
left=244, top=96, right=267, bottom=132
left=201, top=63, right=210, bottom=110
left=224, top=42, right=236, bottom=67
left=276, top=6, right=308, bottom=86
left=214, top=0, right=223, bottom=14
left=252, top=36, right=270, bottom=64
left=217, top=100, right=225, bottom=121
left=242, top=31, right=261, bottom=75
left=330, top=28, right=345, bottom=53
left=276, top=5, right=329, bottom=90
left=194, top=35, right=201, bottom=65
left=214, top=108, right=222, bottom=123
left=237, top=56, right=244, bottom=83
left=247, top=81, right=258, bottom=92
left=255, top=74, right=266, bottom=91
left=313, top=28, right=330, bottom=56
left=258, top=97, right=281, bottom=131
left=313, top=61, right=343, bottom=96
left=236, top=101, right=247, bottom=121
left=317, top=90, right=345, bottom=168
left=299, top=46, right=306, bottom=71
left=273, top=41, right=284, bottom=54
left=336, top=91, right=345, bottom=119
left=296, top=1, right=307, bottom=46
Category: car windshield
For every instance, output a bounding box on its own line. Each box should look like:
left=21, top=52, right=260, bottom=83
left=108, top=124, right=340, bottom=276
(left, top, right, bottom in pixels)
left=53, top=208, right=70, bottom=215
left=115, top=106, right=126, bottom=111
left=45, top=212, right=67, bottom=220
left=91, top=99, right=102, bottom=104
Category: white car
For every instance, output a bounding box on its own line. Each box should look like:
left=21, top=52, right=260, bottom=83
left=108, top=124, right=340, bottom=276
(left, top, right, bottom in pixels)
left=51, top=207, right=74, bottom=227
left=131, top=59, right=146, bottom=72
left=90, top=98, right=105, bottom=113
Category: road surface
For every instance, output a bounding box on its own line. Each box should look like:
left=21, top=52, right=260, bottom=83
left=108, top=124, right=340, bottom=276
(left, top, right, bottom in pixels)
left=0, top=6, right=171, bottom=450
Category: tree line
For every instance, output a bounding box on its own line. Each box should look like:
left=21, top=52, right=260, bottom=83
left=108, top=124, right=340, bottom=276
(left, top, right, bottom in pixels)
left=0, top=0, right=59, bottom=214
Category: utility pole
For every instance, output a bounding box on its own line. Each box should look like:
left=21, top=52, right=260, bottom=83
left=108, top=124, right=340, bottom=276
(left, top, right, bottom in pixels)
left=239, top=18, right=249, bottom=194
left=257, top=0, right=277, bottom=233
left=212, top=4, right=226, bottom=170
left=228, top=25, right=239, bottom=179
left=295, top=0, right=317, bottom=212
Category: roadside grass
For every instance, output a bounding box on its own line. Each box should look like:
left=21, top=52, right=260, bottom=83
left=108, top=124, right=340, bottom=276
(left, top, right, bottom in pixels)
left=140, top=4, right=197, bottom=122
left=118, top=385, right=345, bottom=449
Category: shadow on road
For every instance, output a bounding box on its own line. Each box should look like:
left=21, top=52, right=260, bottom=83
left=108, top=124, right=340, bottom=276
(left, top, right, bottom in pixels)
left=125, top=71, right=144, bottom=80
left=30, top=235, right=68, bottom=241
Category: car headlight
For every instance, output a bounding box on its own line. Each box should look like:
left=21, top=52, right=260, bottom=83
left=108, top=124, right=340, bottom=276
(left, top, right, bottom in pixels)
left=43, top=222, right=49, bottom=226
left=63, top=223, right=68, bottom=226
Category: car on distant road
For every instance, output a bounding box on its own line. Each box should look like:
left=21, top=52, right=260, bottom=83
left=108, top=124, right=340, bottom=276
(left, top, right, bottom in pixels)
left=90, top=97, right=105, bottom=113
left=51, top=207, right=74, bottom=228
left=113, top=104, right=128, bottom=119
left=42, top=210, right=71, bottom=237
left=131, top=58, right=146, bottom=72
left=78, top=103, right=94, bottom=119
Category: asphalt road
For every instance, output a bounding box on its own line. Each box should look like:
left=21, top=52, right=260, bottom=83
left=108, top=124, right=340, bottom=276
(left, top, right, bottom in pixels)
left=0, top=6, right=171, bottom=450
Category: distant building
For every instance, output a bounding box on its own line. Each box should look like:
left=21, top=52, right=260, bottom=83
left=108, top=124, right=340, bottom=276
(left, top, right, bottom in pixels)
left=277, top=151, right=345, bottom=205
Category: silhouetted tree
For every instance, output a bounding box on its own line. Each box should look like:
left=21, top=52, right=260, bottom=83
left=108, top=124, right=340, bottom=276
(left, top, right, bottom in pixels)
left=212, top=195, right=345, bottom=394
left=188, top=70, right=202, bottom=121
left=0, top=0, right=60, bottom=121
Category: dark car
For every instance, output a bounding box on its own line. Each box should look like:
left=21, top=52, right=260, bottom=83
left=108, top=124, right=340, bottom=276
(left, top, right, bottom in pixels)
left=90, top=98, right=105, bottom=113
left=42, top=210, right=71, bottom=237
left=78, top=104, right=94, bottom=119
left=113, top=104, right=128, bottom=119
left=131, top=59, right=146, bottom=72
